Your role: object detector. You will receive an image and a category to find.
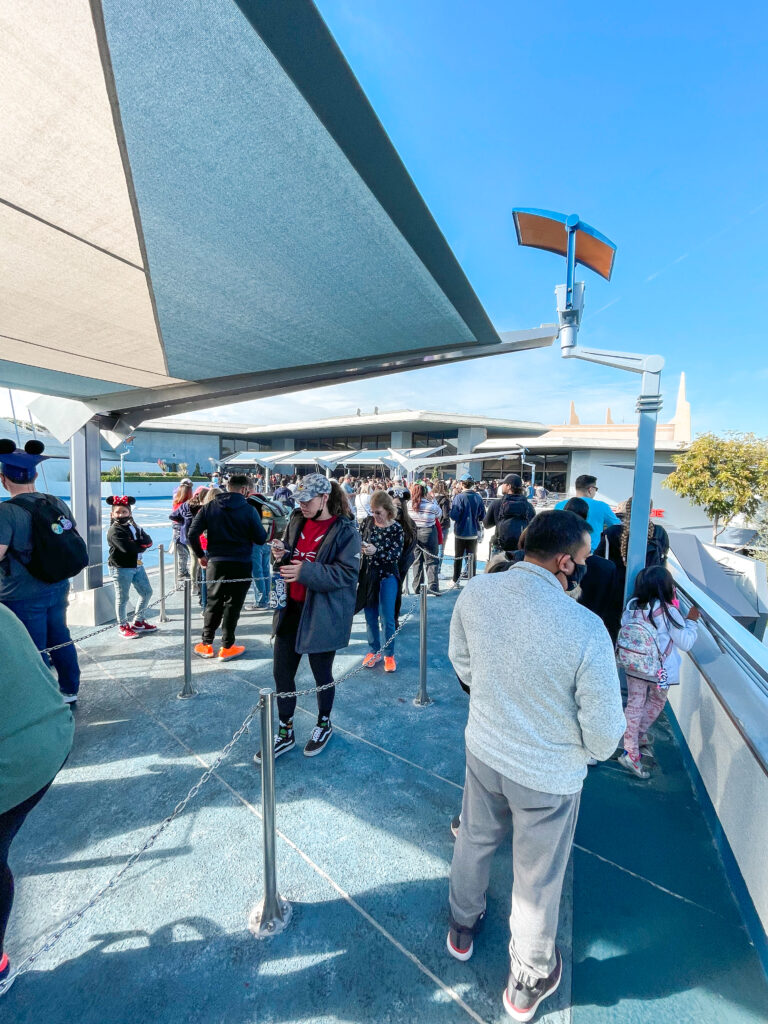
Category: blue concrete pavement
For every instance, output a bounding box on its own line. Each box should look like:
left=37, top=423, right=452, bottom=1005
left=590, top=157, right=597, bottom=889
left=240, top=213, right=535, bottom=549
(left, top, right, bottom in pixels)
left=3, top=568, right=767, bottom=1023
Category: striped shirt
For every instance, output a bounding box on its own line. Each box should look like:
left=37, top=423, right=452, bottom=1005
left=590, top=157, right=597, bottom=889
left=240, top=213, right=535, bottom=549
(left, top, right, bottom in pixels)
left=409, top=498, right=441, bottom=529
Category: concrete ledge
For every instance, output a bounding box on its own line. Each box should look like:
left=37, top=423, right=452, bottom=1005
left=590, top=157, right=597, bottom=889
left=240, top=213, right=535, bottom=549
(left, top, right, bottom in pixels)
left=68, top=583, right=115, bottom=626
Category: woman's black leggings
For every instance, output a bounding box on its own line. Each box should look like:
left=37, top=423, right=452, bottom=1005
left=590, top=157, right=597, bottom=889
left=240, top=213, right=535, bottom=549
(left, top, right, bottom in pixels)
left=1, top=781, right=52, bottom=953
left=273, top=602, right=336, bottom=722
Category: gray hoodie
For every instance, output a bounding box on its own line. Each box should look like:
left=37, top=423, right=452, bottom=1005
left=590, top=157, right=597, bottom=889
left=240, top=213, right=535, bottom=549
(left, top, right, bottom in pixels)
left=449, top=561, right=625, bottom=795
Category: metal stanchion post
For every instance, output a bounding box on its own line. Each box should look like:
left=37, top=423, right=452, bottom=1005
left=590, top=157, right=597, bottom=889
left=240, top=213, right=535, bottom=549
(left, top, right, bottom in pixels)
left=173, top=542, right=180, bottom=585
left=158, top=544, right=170, bottom=623
left=249, top=689, right=292, bottom=938
left=414, top=583, right=433, bottom=707
left=200, top=567, right=207, bottom=609
left=177, top=578, right=197, bottom=699
left=468, top=552, right=476, bottom=579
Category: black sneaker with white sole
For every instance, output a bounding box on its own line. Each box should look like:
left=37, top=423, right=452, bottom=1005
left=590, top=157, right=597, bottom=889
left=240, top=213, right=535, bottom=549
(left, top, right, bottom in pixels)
left=450, top=814, right=461, bottom=838
left=304, top=718, right=333, bottom=757
left=446, top=909, right=485, bottom=962
left=503, top=947, right=562, bottom=1021
left=253, top=723, right=295, bottom=764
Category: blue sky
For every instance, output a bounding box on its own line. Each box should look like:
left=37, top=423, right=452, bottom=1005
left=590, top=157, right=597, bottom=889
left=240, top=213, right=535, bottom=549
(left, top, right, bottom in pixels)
left=6, top=1, right=766, bottom=436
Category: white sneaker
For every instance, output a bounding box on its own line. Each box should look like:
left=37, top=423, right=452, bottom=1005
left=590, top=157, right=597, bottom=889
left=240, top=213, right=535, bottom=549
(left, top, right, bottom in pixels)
left=618, top=752, right=650, bottom=779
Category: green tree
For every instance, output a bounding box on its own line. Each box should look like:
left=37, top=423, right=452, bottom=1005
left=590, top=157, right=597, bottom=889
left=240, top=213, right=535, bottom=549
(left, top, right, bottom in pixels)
left=664, top=432, right=768, bottom=544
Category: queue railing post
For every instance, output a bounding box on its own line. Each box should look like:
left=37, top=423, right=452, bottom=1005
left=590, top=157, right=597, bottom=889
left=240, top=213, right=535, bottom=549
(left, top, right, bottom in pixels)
left=200, top=567, right=207, bottom=609
left=468, top=551, right=476, bottom=579
left=158, top=544, right=170, bottom=623
left=414, top=583, right=433, bottom=707
left=177, top=578, right=197, bottom=699
left=249, top=688, right=292, bottom=938
left=173, top=542, right=180, bottom=585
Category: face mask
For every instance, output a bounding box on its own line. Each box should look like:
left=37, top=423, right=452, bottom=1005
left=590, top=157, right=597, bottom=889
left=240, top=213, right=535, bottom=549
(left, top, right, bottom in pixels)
left=558, top=558, right=587, bottom=591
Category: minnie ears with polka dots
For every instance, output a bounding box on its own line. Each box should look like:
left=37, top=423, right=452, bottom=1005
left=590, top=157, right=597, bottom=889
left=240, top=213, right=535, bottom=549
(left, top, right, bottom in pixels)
left=106, top=495, right=136, bottom=506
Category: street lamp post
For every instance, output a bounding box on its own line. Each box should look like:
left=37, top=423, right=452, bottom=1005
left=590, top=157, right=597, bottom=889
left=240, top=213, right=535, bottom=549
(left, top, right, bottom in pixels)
left=512, top=208, right=665, bottom=600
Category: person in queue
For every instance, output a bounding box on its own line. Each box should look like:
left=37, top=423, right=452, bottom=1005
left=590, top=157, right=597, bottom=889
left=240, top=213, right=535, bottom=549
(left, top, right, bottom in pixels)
left=449, top=474, right=485, bottom=589
left=0, top=440, right=84, bottom=706
left=169, top=479, right=193, bottom=581
left=617, top=566, right=699, bottom=779
left=172, top=486, right=208, bottom=596
left=484, top=473, right=535, bottom=557
left=106, top=496, right=158, bottom=639
left=555, top=474, right=620, bottom=551
left=409, top=483, right=442, bottom=596
left=189, top=474, right=266, bottom=661
left=255, top=474, right=361, bottom=761
left=357, top=490, right=404, bottom=673
left=446, top=510, right=625, bottom=1021
left=0, top=602, right=74, bottom=996
left=388, top=486, right=417, bottom=626
left=562, top=497, right=621, bottom=641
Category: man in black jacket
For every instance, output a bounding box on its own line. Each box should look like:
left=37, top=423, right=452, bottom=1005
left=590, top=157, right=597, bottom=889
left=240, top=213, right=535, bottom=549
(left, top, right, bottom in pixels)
left=188, top=475, right=266, bottom=660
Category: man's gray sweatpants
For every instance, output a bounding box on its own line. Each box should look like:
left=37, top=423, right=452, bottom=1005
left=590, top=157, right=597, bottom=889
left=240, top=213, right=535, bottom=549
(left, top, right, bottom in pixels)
left=449, top=748, right=580, bottom=985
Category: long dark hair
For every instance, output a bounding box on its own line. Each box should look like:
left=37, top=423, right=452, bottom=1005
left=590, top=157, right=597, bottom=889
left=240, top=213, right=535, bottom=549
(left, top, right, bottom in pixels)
left=326, top=480, right=352, bottom=519
left=629, top=566, right=676, bottom=628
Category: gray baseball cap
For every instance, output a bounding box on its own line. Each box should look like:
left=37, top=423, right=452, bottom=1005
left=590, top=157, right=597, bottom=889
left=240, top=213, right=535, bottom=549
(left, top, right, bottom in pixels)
left=293, top=473, right=333, bottom=503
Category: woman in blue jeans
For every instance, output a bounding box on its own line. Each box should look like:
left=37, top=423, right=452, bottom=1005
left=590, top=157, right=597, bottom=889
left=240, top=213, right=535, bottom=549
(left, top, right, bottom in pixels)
left=356, top=491, right=404, bottom=673
left=106, top=496, right=158, bottom=640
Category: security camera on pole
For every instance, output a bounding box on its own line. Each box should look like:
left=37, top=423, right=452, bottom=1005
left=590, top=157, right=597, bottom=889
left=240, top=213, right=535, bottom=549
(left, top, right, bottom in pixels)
left=512, top=209, right=664, bottom=600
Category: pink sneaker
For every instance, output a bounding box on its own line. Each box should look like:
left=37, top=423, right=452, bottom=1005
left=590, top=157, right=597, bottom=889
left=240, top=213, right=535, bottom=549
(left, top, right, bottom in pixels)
left=119, top=623, right=140, bottom=639
left=133, top=619, right=158, bottom=632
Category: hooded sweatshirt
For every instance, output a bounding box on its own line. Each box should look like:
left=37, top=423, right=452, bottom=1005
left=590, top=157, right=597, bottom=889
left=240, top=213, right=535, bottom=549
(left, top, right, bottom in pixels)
left=188, top=492, right=266, bottom=562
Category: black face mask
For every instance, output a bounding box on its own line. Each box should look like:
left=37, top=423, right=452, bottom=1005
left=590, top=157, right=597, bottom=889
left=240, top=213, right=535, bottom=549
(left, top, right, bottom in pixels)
left=565, top=561, right=588, bottom=590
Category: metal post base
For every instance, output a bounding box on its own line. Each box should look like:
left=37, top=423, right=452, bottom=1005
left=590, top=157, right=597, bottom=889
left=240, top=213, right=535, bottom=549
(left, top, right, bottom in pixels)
left=248, top=895, right=292, bottom=939
left=413, top=695, right=434, bottom=708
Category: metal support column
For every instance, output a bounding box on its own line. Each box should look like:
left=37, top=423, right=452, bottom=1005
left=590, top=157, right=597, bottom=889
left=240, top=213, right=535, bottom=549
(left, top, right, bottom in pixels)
left=70, top=419, right=103, bottom=592
left=249, top=689, right=292, bottom=937
left=177, top=579, right=197, bottom=698
left=414, top=583, right=432, bottom=706
left=158, top=544, right=169, bottom=622
left=624, top=371, right=663, bottom=602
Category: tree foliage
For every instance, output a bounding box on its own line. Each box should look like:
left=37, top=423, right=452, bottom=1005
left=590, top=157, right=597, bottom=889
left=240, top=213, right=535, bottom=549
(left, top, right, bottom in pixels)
left=664, top=432, right=768, bottom=543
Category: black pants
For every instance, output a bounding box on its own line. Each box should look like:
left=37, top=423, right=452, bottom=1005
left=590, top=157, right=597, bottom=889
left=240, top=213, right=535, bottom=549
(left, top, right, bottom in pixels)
left=412, top=526, right=439, bottom=593
left=201, top=560, right=251, bottom=647
left=1, top=781, right=52, bottom=952
left=273, top=601, right=335, bottom=721
left=452, top=537, right=478, bottom=582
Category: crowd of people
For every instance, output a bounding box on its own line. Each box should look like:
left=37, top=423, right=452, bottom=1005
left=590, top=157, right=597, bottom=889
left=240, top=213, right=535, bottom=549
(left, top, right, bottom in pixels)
left=0, top=437, right=702, bottom=1018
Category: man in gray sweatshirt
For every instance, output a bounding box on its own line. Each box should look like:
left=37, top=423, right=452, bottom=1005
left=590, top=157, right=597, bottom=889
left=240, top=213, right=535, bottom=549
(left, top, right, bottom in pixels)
left=447, top=510, right=625, bottom=1022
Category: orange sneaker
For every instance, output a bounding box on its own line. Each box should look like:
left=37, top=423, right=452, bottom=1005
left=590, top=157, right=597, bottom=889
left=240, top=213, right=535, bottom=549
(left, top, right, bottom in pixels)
left=218, top=644, right=245, bottom=661
left=194, top=643, right=214, bottom=659
left=384, top=656, right=397, bottom=673
left=362, top=652, right=381, bottom=668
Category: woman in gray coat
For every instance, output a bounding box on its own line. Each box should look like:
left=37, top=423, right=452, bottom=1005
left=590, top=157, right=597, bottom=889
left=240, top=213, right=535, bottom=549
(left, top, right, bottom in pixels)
left=254, top=475, right=361, bottom=762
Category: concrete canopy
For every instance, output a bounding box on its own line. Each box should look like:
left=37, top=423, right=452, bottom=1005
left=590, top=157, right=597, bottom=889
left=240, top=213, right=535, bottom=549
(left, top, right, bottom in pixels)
left=1, top=0, right=557, bottom=439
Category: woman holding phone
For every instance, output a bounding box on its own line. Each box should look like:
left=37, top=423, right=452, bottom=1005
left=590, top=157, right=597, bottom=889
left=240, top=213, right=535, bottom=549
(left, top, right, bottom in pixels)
left=254, top=474, right=360, bottom=762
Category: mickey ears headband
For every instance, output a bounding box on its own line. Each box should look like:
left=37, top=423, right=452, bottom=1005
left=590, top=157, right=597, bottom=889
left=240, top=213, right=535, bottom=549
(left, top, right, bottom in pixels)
left=106, top=495, right=136, bottom=506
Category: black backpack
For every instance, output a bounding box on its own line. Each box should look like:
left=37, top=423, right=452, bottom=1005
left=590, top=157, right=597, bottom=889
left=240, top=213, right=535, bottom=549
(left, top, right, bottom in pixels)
left=8, top=493, right=89, bottom=583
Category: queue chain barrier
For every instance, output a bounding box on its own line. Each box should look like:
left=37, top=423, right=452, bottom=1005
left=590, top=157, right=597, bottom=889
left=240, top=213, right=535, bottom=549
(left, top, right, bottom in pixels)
left=0, top=597, right=420, bottom=992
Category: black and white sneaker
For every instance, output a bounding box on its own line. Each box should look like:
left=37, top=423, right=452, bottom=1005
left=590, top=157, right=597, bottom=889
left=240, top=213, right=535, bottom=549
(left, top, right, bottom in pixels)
left=503, top=948, right=562, bottom=1021
left=450, top=814, right=461, bottom=839
left=446, top=909, right=485, bottom=962
left=304, top=718, right=333, bottom=757
left=253, top=723, right=295, bottom=764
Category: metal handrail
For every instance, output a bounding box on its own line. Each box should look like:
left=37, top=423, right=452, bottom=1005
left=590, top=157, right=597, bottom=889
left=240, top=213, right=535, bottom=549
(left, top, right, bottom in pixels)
left=668, top=555, right=768, bottom=776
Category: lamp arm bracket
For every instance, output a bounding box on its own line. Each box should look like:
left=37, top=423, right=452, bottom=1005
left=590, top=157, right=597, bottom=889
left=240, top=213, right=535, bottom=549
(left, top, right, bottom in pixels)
left=561, top=345, right=665, bottom=375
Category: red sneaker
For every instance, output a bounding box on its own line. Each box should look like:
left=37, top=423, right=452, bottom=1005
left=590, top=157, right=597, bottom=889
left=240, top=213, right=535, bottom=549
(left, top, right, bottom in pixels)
left=384, top=656, right=397, bottom=672
left=132, top=619, right=158, bottom=632
left=194, top=643, right=215, bottom=659
left=362, top=652, right=381, bottom=668
left=119, top=624, right=140, bottom=639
